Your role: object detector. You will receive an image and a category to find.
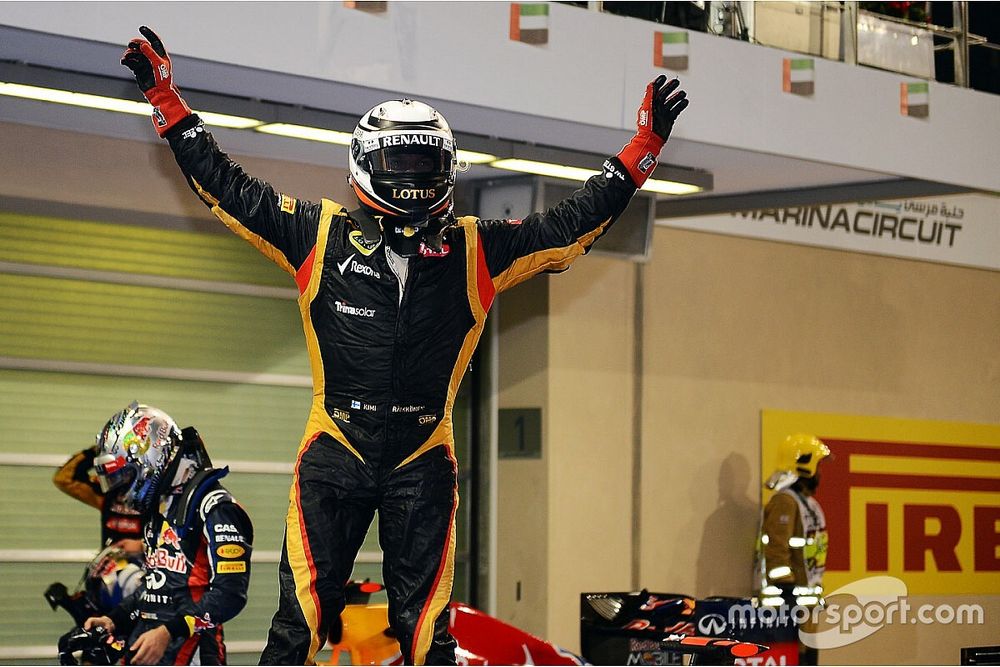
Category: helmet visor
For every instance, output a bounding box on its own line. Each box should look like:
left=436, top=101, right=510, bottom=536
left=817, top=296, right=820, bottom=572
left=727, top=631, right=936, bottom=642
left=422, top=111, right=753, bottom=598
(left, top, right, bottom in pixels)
left=367, top=145, right=453, bottom=177
left=93, top=453, right=135, bottom=494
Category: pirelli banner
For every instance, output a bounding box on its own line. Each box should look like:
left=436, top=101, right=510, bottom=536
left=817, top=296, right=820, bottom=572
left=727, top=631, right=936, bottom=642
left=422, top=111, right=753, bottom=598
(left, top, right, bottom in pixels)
left=762, top=410, right=1000, bottom=595
left=661, top=193, right=1000, bottom=272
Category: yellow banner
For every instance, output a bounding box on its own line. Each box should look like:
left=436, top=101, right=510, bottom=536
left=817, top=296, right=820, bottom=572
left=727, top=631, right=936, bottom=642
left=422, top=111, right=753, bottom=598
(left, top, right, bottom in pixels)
left=762, top=410, right=1000, bottom=594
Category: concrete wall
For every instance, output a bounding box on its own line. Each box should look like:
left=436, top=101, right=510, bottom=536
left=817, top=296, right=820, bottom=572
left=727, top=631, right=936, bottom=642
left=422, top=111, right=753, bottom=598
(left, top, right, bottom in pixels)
left=546, top=255, right=637, bottom=646
left=508, top=223, right=1000, bottom=660
left=496, top=278, right=550, bottom=636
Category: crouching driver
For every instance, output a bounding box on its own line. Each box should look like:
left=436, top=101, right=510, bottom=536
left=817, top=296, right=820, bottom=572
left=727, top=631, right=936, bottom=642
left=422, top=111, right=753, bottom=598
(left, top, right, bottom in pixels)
left=83, top=402, right=253, bottom=665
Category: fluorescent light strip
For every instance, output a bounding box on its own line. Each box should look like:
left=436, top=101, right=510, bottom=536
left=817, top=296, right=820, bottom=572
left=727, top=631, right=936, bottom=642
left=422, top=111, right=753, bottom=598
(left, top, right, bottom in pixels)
left=196, top=111, right=265, bottom=129
left=458, top=149, right=498, bottom=164
left=255, top=122, right=353, bottom=145
left=256, top=124, right=498, bottom=164
left=491, top=158, right=600, bottom=182
left=642, top=178, right=703, bottom=196
left=0, top=81, right=150, bottom=115
left=491, top=157, right=702, bottom=195
left=0, top=81, right=262, bottom=130
left=0, top=82, right=702, bottom=194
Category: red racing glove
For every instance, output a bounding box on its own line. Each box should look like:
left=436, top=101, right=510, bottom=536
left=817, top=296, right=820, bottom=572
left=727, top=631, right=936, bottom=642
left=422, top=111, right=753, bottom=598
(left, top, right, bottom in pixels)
left=617, top=75, right=689, bottom=187
left=121, top=26, right=192, bottom=137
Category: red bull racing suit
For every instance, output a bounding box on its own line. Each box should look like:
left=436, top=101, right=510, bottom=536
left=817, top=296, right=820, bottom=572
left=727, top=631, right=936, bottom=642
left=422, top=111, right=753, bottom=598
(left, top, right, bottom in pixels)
left=107, top=468, right=253, bottom=665
left=164, top=114, right=639, bottom=665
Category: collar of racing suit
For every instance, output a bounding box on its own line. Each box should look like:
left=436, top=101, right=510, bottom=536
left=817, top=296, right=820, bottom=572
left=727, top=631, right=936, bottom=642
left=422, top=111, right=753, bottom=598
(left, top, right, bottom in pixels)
left=348, top=205, right=455, bottom=258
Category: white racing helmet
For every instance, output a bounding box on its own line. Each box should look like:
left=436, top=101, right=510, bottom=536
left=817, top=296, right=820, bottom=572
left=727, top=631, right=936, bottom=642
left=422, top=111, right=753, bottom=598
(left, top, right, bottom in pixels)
left=92, top=401, right=183, bottom=512
left=348, top=99, right=458, bottom=223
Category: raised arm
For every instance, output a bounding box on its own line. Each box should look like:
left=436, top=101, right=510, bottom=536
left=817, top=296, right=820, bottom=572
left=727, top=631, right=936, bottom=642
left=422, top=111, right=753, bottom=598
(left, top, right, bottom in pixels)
left=53, top=447, right=104, bottom=510
left=478, top=76, right=688, bottom=294
left=121, top=26, right=322, bottom=278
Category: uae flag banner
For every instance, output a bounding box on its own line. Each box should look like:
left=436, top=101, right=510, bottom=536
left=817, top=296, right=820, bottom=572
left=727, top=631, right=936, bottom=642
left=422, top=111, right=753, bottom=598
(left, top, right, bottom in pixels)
left=901, top=82, right=929, bottom=117
left=510, top=3, right=549, bottom=45
left=782, top=58, right=814, bottom=96
left=654, top=31, right=689, bottom=70
left=343, top=0, right=387, bottom=11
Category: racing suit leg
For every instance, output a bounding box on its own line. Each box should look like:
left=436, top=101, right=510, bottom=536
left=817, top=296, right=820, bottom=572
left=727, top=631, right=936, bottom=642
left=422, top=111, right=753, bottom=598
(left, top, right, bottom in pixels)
left=259, top=434, right=378, bottom=665
left=171, top=627, right=225, bottom=665
left=379, top=446, right=459, bottom=666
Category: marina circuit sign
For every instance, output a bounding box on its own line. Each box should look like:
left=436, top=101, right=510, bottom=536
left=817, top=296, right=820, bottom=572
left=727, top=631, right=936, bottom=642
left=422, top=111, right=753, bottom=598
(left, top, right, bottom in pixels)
left=661, top=193, right=1000, bottom=272
left=762, top=410, right=1000, bottom=595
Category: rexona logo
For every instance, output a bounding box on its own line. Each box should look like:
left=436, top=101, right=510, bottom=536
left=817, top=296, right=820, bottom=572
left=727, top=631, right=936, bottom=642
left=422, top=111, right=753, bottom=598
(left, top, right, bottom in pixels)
left=335, top=300, right=376, bottom=319
left=337, top=254, right=381, bottom=279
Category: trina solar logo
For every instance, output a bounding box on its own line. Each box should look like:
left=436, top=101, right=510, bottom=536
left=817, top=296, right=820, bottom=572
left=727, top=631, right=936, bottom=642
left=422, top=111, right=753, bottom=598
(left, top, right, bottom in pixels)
left=818, top=438, right=1000, bottom=594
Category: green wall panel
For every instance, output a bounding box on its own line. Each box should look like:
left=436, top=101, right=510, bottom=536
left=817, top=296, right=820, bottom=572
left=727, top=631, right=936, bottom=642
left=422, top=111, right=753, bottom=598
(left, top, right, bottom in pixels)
left=0, top=465, right=387, bottom=596
left=0, top=370, right=310, bottom=463
left=0, top=467, right=292, bottom=553
left=0, top=273, right=308, bottom=375
left=0, top=562, right=97, bottom=651
left=0, top=467, right=101, bottom=550
left=0, top=212, right=290, bottom=287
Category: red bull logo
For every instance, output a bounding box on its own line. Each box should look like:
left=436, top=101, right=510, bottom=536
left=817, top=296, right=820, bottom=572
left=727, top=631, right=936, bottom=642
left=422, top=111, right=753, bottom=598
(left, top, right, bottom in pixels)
left=147, top=548, right=188, bottom=574
left=192, top=614, right=215, bottom=631
left=132, top=416, right=151, bottom=439
left=184, top=613, right=217, bottom=636
left=158, top=521, right=181, bottom=550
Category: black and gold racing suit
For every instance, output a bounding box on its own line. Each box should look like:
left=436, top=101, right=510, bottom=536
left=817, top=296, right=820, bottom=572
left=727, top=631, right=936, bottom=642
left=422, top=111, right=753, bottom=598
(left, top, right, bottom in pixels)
left=164, top=114, right=639, bottom=665
left=54, top=446, right=144, bottom=546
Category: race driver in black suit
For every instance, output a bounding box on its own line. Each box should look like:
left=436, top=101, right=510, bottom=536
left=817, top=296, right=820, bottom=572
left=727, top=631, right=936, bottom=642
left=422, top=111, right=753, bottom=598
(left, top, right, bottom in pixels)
left=121, top=25, right=688, bottom=666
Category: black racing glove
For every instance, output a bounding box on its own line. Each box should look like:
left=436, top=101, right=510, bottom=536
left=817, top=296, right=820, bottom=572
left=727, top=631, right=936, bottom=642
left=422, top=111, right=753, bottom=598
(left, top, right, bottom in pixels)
left=121, top=26, right=192, bottom=137
left=649, top=75, right=688, bottom=142
left=617, top=75, right=689, bottom=187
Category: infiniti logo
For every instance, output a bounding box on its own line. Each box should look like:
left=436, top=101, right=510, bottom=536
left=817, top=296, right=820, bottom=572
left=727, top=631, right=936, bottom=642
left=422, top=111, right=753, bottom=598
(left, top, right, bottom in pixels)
left=697, top=613, right=728, bottom=636
left=145, top=570, right=167, bottom=591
